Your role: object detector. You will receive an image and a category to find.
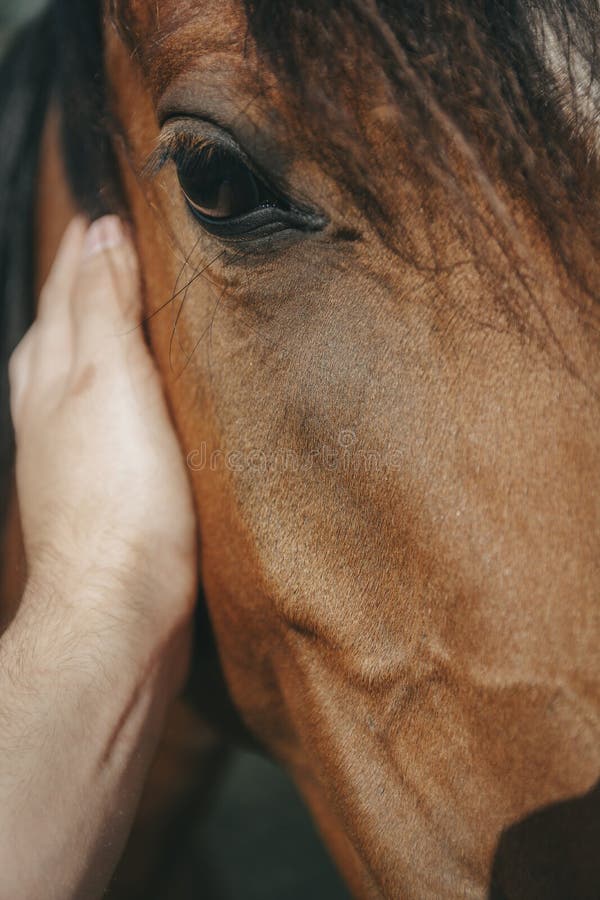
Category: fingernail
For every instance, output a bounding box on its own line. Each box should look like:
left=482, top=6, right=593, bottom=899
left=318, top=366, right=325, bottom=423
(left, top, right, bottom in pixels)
left=82, top=216, right=125, bottom=259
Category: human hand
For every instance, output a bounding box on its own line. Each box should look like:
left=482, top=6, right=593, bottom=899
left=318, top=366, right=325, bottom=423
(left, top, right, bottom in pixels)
left=1, top=216, right=198, bottom=900
left=9, top=216, right=197, bottom=676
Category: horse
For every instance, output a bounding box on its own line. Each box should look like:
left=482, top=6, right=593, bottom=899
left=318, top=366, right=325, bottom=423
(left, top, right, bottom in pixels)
left=1, top=1, right=599, bottom=897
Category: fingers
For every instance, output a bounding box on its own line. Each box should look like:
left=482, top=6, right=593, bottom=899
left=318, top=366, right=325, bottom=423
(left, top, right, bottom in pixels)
left=8, top=322, right=37, bottom=431
left=69, top=217, right=156, bottom=401
left=10, top=219, right=86, bottom=420
left=71, top=216, right=141, bottom=355
left=9, top=215, right=144, bottom=434
left=36, top=216, right=87, bottom=321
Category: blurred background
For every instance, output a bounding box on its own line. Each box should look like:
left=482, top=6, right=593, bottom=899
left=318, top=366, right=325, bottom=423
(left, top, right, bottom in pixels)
left=0, top=0, right=44, bottom=51
left=0, top=1, right=350, bottom=897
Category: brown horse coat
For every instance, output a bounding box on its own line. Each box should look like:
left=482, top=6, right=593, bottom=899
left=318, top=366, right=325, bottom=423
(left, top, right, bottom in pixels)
left=2, top=2, right=600, bottom=897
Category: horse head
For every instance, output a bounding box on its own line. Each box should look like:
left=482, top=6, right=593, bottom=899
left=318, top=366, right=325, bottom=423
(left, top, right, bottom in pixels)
left=20, top=1, right=600, bottom=896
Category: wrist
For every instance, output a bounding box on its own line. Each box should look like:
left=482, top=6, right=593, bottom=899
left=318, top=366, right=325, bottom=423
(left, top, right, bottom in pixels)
left=0, top=580, right=187, bottom=900
left=17, top=558, right=191, bottom=696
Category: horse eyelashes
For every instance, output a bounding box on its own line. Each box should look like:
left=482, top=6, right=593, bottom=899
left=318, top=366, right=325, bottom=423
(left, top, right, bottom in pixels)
left=144, top=131, right=283, bottom=223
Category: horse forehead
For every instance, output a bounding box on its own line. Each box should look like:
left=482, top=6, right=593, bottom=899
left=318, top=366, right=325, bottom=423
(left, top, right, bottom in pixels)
left=109, top=0, right=393, bottom=187
left=110, top=0, right=252, bottom=89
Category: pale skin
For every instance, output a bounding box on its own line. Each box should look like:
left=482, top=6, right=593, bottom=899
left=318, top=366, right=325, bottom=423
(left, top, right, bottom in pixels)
left=0, top=216, right=197, bottom=900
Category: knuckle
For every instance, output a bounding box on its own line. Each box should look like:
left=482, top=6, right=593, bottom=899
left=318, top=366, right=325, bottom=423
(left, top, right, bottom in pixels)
left=75, top=261, right=141, bottom=322
left=83, top=240, right=137, bottom=278
left=80, top=247, right=136, bottom=294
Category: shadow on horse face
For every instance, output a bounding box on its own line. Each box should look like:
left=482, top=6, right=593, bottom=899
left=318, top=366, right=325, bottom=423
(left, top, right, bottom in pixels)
left=96, top=1, right=600, bottom=896
left=489, top=779, right=600, bottom=900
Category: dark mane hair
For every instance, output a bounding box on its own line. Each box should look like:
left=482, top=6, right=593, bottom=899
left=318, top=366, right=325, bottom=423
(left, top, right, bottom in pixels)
left=242, top=1, right=600, bottom=314
left=0, top=11, right=54, bottom=525
left=1, top=0, right=599, bottom=526
left=0, top=1, right=123, bottom=527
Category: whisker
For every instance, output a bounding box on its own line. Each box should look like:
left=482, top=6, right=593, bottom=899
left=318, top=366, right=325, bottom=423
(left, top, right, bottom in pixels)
left=125, top=248, right=226, bottom=334
left=170, top=234, right=203, bottom=363
left=174, top=249, right=246, bottom=379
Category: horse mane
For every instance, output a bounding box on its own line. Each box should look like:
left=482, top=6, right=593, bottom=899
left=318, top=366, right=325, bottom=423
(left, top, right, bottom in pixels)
left=0, top=11, right=55, bottom=526
left=242, top=1, right=600, bottom=310
left=0, top=1, right=124, bottom=529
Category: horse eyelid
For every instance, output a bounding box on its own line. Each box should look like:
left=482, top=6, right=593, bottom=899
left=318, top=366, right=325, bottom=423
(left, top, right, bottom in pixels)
left=141, top=145, right=170, bottom=180
left=140, top=128, right=328, bottom=232
left=141, top=132, right=214, bottom=180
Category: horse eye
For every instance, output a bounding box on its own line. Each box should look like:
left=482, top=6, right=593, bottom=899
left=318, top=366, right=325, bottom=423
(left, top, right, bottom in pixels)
left=176, top=146, right=277, bottom=221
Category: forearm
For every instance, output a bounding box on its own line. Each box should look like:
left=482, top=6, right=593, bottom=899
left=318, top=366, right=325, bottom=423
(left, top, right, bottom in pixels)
left=0, top=576, right=185, bottom=900
left=1, top=216, right=196, bottom=898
